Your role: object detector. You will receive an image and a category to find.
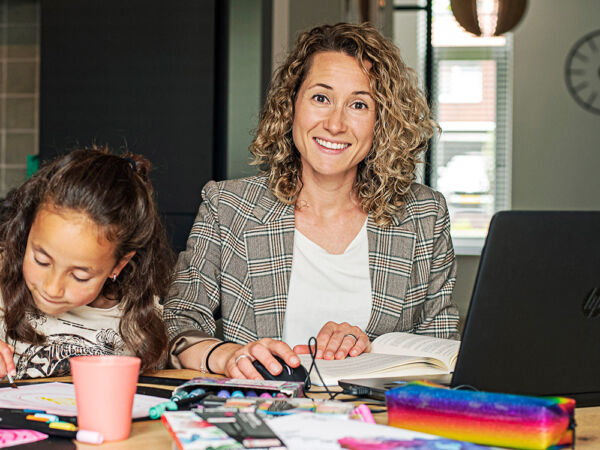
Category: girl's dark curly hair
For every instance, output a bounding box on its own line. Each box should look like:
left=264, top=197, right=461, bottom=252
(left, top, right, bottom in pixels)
left=250, top=22, right=438, bottom=226
left=0, top=148, right=175, bottom=370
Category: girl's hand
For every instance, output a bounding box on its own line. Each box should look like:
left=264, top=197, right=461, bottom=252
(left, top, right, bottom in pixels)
left=0, top=341, right=16, bottom=379
left=293, top=321, right=370, bottom=360
left=224, top=338, right=300, bottom=380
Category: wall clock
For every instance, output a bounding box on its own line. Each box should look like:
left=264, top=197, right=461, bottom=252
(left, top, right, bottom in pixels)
left=564, top=29, right=600, bottom=115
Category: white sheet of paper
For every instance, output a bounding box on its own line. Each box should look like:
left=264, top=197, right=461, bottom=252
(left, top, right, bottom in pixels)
left=0, top=382, right=164, bottom=418
left=267, top=413, right=435, bottom=450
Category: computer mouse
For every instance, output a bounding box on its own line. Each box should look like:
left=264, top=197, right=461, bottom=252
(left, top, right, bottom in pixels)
left=252, top=355, right=309, bottom=384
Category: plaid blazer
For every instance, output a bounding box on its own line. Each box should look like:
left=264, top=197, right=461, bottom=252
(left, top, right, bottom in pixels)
left=164, top=176, right=459, bottom=364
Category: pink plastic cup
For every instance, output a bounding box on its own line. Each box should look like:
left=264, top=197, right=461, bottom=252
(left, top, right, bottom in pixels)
left=70, top=355, right=141, bottom=442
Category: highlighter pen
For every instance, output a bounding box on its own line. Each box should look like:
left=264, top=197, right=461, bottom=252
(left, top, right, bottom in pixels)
left=49, top=421, right=78, bottom=431
left=0, top=416, right=103, bottom=444
left=353, top=404, right=375, bottom=424
left=173, top=390, right=209, bottom=408
left=149, top=389, right=209, bottom=418
left=171, top=393, right=208, bottom=410
left=33, top=413, right=60, bottom=422
left=31, top=418, right=103, bottom=443
left=148, top=401, right=178, bottom=419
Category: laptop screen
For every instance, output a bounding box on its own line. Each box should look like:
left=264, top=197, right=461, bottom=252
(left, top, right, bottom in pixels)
left=452, top=211, right=600, bottom=405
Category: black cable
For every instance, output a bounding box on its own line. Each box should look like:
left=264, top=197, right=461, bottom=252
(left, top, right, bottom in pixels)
left=303, top=336, right=339, bottom=400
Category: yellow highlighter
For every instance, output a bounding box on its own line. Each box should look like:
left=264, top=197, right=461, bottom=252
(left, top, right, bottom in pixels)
left=49, top=421, right=79, bottom=432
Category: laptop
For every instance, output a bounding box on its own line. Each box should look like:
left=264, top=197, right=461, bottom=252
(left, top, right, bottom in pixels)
left=339, top=211, right=600, bottom=406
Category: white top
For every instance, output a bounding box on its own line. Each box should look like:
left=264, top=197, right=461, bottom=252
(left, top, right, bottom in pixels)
left=0, top=294, right=134, bottom=379
left=282, top=219, right=372, bottom=347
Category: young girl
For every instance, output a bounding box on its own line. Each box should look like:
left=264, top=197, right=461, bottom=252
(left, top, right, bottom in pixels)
left=0, top=148, right=175, bottom=379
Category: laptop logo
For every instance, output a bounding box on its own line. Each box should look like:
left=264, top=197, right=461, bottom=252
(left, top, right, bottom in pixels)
left=582, top=288, right=600, bottom=318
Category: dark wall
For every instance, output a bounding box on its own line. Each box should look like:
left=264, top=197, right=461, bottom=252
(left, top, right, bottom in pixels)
left=40, top=0, right=219, bottom=252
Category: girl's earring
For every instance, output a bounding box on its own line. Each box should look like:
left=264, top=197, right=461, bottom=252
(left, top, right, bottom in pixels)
left=111, top=273, right=117, bottom=282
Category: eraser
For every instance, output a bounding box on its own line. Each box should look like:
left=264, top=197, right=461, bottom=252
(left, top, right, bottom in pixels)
left=76, top=429, right=104, bottom=445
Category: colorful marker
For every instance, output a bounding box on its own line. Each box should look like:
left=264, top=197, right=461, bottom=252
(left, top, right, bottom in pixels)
left=170, top=390, right=189, bottom=402
left=149, top=400, right=178, bottom=419
left=186, top=388, right=206, bottom=396
left=49, top=421, right=78, bottom=431
left=33, top=413, right=60, bottom=422
left=25, top=414, right=51, bottom=422
left=15, top=413, right=103, bottom=443
left=172, top=390, right=209, bottom=409
left=353, top=404, right=375, bottom=424
left=0, top=408, right=76, bottom=424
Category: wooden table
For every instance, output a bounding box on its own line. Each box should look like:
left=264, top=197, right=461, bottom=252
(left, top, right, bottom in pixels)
left=39, top=369, right=600, bottom=449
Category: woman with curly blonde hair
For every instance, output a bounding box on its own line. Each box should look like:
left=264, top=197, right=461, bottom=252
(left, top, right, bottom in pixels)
left=164, top=22, right=459, bottom=380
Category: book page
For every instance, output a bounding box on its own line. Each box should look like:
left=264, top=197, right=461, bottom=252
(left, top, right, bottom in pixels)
left=298, top=353, right=448, bottom=386
left=371, top=332, right=460, bottom=368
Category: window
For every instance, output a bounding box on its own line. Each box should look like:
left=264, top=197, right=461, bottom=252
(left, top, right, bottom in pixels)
left=431, top=1, right=511, bottom=254
left=393, top=0, right=512, bottom=255
left=438, top=60, right=483, bottom=103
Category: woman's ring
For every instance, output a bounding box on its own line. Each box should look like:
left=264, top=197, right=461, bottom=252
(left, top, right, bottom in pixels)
left=344, top=333, right=358, bottom=342
left=235, top=354, right=252, bottom=365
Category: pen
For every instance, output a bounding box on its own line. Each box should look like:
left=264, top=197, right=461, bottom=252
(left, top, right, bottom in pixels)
left=6, top=373, right=18, bottom=389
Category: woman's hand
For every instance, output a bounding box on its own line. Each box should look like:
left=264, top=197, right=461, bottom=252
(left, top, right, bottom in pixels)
left=293, top=321, right=370, bottom=360
left=0, top=340, right=15, bottom=379
left=223, top=338, right=300, bottom=380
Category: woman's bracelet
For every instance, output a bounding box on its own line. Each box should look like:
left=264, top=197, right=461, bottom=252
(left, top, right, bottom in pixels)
left=200, top=340, right=220, bottom=373
left=205, top=340, right=234, bottom=374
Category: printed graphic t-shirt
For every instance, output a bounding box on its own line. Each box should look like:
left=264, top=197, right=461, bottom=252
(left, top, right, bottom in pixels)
left=1, top=299, right=132, bottom=379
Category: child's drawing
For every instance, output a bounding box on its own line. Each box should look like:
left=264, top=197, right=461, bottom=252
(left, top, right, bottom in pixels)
left=0, top=382, right=163, bottom=418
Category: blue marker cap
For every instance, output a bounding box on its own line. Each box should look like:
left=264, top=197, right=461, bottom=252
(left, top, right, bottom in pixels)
left=170, top=390, right=189, bottom=401
left=245, top=390, right=258, bottom=397
left=185, top=388, right=206, bottom=398
left=231, top=390, right=244, bottom=398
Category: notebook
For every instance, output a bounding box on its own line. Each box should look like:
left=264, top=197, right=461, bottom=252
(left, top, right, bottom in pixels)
left=339, top=211, right=600, bottom=406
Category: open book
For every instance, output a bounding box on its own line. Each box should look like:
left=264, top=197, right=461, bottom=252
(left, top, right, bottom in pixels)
left=298, top=332, right=460, bottom=386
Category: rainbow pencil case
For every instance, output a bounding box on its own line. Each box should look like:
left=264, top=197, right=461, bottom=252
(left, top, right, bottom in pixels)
left=386, top=381, right=575, bottom=449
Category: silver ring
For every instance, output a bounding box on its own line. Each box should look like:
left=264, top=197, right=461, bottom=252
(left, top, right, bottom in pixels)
left=234, top=354, right=252, bottom=365
left=344, top=333, right=358, bottom=342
